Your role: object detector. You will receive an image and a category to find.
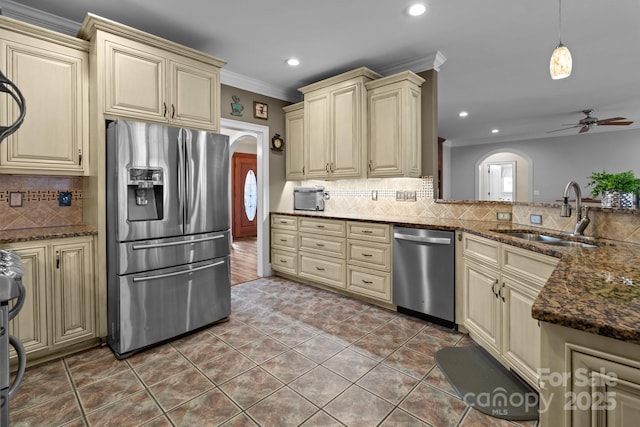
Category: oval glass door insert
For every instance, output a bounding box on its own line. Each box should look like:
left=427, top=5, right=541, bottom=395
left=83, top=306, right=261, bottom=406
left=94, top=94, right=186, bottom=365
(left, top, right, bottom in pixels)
left=244, top=169, right=257, bottom=221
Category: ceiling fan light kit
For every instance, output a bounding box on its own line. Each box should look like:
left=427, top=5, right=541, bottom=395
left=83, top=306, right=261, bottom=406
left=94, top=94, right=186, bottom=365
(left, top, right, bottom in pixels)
left=550, top=0, right=572, bottom=79
left=549, top=109, right=634, bottom=134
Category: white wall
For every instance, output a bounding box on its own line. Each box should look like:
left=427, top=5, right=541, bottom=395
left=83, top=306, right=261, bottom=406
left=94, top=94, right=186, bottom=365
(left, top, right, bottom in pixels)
left=447, top=128, right=640, bottom=202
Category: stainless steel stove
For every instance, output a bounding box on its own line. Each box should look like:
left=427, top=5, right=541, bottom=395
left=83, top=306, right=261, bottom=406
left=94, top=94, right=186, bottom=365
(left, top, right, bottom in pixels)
left=0, top=250, right=26, bottom=426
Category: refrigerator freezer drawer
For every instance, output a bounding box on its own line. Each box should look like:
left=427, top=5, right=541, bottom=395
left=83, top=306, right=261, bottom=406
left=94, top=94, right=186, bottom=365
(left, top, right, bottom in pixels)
left=108, top=256, right=230, bottom=358
left=116, top=230, right=229, bottom=275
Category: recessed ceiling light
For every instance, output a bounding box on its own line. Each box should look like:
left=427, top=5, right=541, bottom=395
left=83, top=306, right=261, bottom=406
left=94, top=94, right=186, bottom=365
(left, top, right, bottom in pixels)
left=407, top=4, right=426, bottom=16
left=491, top=129, right=500, bottom=134
left=286, top=58, right=300, bottom=66
left=459, top=111, right=469, bottom=118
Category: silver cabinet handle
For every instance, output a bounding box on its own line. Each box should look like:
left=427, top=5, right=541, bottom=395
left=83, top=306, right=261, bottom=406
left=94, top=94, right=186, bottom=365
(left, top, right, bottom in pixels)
left=132, top=234, right=224, bottom=250
left=393, top=233, right=451, bottom=245
left=133, top=260, right=224, bottom=282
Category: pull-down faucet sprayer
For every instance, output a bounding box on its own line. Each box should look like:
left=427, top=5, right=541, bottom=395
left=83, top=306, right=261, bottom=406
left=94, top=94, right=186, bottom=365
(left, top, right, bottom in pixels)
left=560, top=181, right=590, bottom=235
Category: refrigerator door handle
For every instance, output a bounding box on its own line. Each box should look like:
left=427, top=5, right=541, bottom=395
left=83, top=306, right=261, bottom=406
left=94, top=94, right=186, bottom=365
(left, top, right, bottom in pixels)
left=183, top=129, right=192, bottom=227
left=132, top=260, right=225, bottom=282
left=131, top=234, right=225, bottom=250
left=177, top=128, right=186, bottom=231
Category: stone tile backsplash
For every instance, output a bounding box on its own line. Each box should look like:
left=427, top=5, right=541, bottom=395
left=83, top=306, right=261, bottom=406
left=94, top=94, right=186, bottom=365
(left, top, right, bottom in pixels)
left=0, top=175, right=84, bottom=230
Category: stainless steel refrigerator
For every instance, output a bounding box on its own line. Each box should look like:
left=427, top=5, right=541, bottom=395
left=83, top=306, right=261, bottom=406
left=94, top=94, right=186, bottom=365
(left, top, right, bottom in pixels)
left=106, top=119, right=230, bottom=359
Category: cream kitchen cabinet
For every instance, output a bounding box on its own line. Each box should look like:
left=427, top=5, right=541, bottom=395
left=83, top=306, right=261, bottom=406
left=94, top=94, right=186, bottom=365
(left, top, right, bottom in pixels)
left=299, top=67, right=380, bottom=179
left=79, top=15, right=225, bottom=132
left=346, top=222, right=392, bottom=303
left=541, top=322, right=640, bottom=427
left=0, top=17, right=89, bottom=175
left=4, top=235, right=97, bottom=366
left=283, top=102, right=305, bottom=180
left=270, top=214, right=298, bottom=276
left=298, top=218, right=347, bottom=289
left=459, top=232, right=559, bottom=388
left=366, top=71, right=424, bottom=178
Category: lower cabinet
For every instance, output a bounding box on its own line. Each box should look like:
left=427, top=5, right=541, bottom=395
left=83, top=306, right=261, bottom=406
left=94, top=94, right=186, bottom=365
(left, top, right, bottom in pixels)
left=460, top=232, right=559, bottom=389
left=3, top=235, right=97, bottom=365
left=270, top=214, right=393, bottom=306
left=541, top=322, right=640, bottom=427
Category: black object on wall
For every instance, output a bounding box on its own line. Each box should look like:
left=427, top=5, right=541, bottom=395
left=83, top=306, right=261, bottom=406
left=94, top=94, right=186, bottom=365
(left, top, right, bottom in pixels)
left=0, top=70, right=26, bottom=143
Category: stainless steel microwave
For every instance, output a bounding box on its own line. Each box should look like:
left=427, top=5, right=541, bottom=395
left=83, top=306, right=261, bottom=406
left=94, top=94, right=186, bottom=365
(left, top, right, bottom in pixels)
left=294, top=186, right=325, bottom=211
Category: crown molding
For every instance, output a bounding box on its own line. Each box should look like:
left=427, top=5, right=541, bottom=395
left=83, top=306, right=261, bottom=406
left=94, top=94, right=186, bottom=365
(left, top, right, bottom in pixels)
left=376, top=50, right=447, bottom=76
left=0, top=0, right=80, bottom=35
left=221, top=68, right=301, bottom=103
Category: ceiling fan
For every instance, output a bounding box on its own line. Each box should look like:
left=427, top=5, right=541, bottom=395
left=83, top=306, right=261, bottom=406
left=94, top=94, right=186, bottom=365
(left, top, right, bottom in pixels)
left=549, top=109, right=634, bottom=134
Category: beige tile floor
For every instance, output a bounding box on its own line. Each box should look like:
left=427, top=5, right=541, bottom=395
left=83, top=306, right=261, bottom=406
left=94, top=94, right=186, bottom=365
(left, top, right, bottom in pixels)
left=9, top=277, right=539, bottom=427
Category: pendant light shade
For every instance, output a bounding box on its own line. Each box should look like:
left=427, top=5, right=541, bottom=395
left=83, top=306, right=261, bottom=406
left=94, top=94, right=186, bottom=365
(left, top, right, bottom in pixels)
left=550, top=43, right=572, bottom=79
left=550, top=0, right=572, bottom=79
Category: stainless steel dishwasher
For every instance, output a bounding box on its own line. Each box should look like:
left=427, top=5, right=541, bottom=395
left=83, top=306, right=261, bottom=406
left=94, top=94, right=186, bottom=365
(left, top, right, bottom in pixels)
left=392, top=226, right=455, bottom=328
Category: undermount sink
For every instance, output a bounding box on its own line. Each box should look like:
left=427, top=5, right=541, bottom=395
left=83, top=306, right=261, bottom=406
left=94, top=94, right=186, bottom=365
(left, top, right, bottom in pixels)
left=493, top=230, right=598, bottom=248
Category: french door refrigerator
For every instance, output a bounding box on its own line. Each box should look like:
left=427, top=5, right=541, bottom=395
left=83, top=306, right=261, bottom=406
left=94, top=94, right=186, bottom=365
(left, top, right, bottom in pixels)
left=106, top=119, right=230, bottom=359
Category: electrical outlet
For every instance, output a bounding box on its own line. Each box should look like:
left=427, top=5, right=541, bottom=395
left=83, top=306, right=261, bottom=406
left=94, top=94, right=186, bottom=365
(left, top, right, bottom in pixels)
left=58, top=191, right=72, bottom=206
left=405, top=191, right=417, bottom=202
left=496, top=212, right=512, bottom=221
left=371, top=190, right=378, bottom=201
left=530, top=214, right=542, bottom=225
left=396, top=191, right=406, bottom=201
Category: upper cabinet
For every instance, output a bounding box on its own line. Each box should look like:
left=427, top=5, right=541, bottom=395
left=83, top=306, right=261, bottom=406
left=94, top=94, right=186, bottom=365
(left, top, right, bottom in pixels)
left=299, top=67, right=380, bottom=180
left=0, top=17, right=89, bottom=175
left=283, top=102, right=305, bottom=180
left=366, top=71, right=424, bottom=178
left=78, top=14, right=225, bottom=132
left=284, top=67, right=430, bottom=181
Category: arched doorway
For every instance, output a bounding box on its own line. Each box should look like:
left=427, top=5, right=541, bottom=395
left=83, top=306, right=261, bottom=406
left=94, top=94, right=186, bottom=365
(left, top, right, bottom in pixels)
left=476, top=150, right=533, bottom=202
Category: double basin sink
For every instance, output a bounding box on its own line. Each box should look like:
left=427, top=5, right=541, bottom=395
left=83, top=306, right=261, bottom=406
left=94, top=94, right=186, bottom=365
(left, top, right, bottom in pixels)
left=493, top=230, right=598, bottom=248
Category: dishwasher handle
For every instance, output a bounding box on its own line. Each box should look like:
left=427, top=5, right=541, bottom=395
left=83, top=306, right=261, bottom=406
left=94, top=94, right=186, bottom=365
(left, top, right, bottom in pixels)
left=393, top=232, right=451, bottom=245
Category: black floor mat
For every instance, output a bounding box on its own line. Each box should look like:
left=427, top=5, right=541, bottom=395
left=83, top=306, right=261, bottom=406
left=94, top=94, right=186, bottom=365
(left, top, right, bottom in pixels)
left=434, top=346, right=539, bottom=421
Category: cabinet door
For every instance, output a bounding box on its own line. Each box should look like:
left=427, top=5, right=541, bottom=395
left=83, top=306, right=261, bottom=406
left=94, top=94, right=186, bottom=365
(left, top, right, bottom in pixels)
left=104, top=35, right=166, bottom=120
left=368, top=86, right=402, bottom=177
left=169, top=58, right=219, bottom=131
left=51, top=237, right=95, bottom=347
left=462, top=258, right=501, bottom=352
left=285, top=106, right=305, bottom=180
left=304, top=92, right=331, bottom=178
left=0, top=33, right=88, bottom=174
left=331, top=83, right=362, bottom=178
left=5, top=243, right=49, bottom=358
left=501, top=274, right=541, bottom=387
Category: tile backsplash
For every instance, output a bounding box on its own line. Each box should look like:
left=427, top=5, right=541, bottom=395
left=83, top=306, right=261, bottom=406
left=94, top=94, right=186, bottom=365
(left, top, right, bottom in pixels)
left=0, top=175, right=84, bottom=230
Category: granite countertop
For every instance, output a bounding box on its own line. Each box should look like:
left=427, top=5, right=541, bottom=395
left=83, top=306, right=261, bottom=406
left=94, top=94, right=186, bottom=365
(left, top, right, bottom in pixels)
left=273, top=210, right=640, bottom=344
left=0, top=225, right=98, bottom=244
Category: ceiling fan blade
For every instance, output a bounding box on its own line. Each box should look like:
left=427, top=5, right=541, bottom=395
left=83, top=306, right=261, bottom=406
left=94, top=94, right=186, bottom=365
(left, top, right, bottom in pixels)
left=579, top=125, right=590, bottom=133
left=596, top=117, right=626, bottom=122
left=597, top=121, right=634, bottom=126
left=547, top=125, right=581, bottom=133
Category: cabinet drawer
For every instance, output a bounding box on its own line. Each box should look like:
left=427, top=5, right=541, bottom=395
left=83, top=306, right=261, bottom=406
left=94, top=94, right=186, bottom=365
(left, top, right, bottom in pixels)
left=299, top=252, right=346, bottom=289
left=347, top=222, right=391, bottom=243
left=462, top=233, right=500, bottom=267
left=271, top=230, right=297, bottom=251
left=299, top=218, right=345, bottom=237
left=347, top=241, right=391, bottom=271
left=271, top=249, right=297, bottom=275
left=347, top=265, right=391, bottom=302
left=502, top=245, right=559, bottom=285
left=271, top=214, right=298, bottom=230
left=299, top=234, right=346, bottom=258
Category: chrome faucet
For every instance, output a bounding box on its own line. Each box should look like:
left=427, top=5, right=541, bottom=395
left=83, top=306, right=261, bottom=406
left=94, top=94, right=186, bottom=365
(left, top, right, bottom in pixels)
left=560, top=181, right=590, bottom=235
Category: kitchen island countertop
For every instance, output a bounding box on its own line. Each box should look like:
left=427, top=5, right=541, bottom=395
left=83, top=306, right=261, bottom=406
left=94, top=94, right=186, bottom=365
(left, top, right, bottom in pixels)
left=272, top=210, right=640, bottom=344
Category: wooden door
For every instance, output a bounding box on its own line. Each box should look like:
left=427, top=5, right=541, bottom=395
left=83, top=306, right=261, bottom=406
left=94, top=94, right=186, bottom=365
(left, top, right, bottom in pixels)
left=232, top=153, right=257, bottom=238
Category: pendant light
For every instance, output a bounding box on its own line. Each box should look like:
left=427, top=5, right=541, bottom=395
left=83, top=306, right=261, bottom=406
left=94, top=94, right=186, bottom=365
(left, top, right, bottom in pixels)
left=550, top=0, right=572, bottom=79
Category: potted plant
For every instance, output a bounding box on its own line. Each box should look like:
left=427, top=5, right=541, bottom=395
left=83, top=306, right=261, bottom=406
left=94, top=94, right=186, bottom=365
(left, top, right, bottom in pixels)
left=587, top=170, right=640, bottom=208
